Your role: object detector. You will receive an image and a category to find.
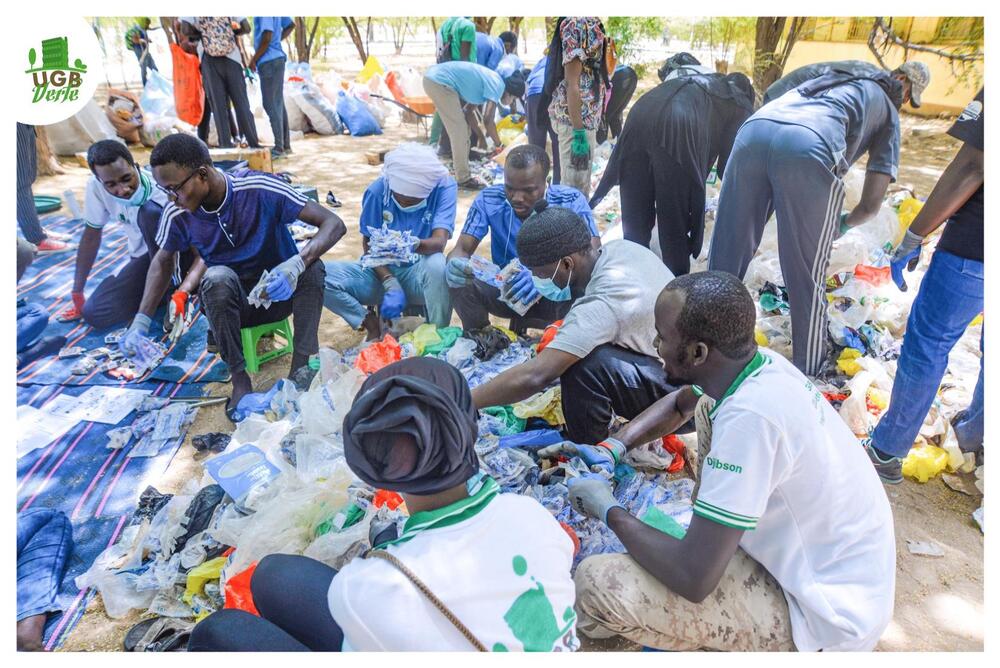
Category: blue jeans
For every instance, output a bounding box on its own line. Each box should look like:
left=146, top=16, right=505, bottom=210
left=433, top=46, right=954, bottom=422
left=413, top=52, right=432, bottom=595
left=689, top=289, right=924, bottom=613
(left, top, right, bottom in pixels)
left=323, top=254, right=452, bottom=329
left=872, top=250, right=984, bottom=458
left=259, top=57, right=290, bottom=153
left=17, top=509, right=74, bottom=621
left=17, top=301, right=50, bottom=352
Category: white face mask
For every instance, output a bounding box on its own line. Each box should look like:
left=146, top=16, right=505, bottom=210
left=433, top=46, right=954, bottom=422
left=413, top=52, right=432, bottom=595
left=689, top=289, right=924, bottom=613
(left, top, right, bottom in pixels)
left=110, top=168, right=151, bottom=207
left=393, top=194, right=427, bottom=213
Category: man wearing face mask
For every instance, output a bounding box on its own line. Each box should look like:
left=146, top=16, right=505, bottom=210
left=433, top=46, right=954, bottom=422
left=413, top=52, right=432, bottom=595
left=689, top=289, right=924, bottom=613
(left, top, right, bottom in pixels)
left=324, top=143, right=457, bottom=340
left=709, top=61, right=930, bottom=376
left=559, top=271, right=894, bottom=651
left=57, top=140, right=198, bottom=330
left=446, top=144, right=597, bottom=333
left=471, top=204, right=679, bottom=443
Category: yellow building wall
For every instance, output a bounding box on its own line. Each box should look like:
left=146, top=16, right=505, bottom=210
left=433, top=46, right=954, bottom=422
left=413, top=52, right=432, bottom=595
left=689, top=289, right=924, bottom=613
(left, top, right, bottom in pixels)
left=784, top=40, right=982, bottom=116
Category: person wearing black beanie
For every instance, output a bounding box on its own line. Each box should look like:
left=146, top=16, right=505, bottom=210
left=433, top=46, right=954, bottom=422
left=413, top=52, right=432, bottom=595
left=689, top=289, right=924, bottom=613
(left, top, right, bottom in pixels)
left=471, top=204, right=689, bottom=444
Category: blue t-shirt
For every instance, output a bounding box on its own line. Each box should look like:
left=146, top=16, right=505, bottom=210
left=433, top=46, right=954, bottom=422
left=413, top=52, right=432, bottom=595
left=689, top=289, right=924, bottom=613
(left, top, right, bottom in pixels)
left=526, top=58, right=547, bottom=97
left=750, top=79, right=900, bottom=180
left=360, top=176, right=458, bottom=243
left=254, top=17, right=292, bottom=65
left=425, top=61, right=505, bottom=105
left=475, top=33, right=505, bottom=71
left=462, top=184, right=597, bottom=267
left=158, top=169, right=306, bottom=280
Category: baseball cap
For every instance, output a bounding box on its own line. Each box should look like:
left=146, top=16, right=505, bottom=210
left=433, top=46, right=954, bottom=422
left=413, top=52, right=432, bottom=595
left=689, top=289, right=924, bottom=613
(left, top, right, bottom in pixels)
left=896, top=61, right=931, bottom=108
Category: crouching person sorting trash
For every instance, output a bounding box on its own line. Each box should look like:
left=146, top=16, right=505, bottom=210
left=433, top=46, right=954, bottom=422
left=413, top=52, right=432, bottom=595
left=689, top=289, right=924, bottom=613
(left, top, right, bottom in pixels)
left=189, top=357, right=579, bottom=651
left=123, top=134, right=345, bottom=421
left=560, top=271, right=895, bottom=651
left=472, top=204, right=683, bottom=443
left=446, top=144, right=598, bottom=333
left=323, top=143, right=456, bottom=340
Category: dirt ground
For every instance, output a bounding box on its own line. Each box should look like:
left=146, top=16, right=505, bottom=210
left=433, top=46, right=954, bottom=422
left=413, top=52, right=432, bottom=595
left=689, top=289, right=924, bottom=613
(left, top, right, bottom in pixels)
left=36, top=50, right=982, bottom=652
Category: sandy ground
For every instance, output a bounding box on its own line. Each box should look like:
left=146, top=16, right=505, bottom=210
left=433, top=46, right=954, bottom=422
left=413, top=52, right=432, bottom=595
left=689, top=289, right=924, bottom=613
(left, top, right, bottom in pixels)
left=33, top=50, right=982, bottom=652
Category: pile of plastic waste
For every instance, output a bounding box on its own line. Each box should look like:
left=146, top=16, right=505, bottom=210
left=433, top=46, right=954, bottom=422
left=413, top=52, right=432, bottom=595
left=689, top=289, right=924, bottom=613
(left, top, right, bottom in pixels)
left=360, top=223, right=420, bottom=269
left=78, top=316, right=697, bottom=622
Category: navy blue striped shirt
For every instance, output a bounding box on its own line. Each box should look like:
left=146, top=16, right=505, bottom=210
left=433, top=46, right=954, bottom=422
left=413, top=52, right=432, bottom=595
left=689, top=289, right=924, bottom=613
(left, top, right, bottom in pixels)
left=461, top=184, right=596, bottom=267
left=158, top=169, right=307, bottom=281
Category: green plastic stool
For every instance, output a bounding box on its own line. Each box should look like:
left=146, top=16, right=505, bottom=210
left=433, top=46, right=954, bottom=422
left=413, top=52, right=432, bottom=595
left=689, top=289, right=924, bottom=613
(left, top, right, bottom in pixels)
left=240, top=318, right=294, bottom=373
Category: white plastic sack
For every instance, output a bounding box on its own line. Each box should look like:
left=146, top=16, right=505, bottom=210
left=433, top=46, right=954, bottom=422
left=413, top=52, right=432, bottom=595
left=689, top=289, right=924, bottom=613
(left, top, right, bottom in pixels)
left=284, top=83, right=311, bottom=133
left=140, top=69, right=177, bottom=118
left=287, top=81, right=343, bottom=135
left=44, top=99, right=120, bottom=155
left=396, top=67, right=425, bottom=98
left=316, top=70, right=344, bottom=105
left=247, top=78, right=276, bottom=146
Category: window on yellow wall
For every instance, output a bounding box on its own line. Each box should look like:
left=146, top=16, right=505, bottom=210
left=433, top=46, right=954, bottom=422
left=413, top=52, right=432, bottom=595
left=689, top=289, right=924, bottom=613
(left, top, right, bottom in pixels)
left=934, top=17, right=984, bottom=44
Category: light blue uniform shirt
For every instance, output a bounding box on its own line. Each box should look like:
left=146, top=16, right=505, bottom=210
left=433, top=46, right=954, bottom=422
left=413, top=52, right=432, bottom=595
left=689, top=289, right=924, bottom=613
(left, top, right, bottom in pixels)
left=475, top=33, right=505, bottom=70
left=360, top=176, right=458, bottom=241
left=462, top=184, right=597, bottom=267
left=425, top=61, right=505, bottom=105
left=253, top=17, right=292, bottom=65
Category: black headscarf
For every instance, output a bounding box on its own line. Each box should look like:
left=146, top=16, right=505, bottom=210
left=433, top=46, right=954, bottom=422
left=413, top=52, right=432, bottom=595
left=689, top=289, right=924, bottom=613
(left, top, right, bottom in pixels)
left=342, top=357, right=479, bottom=496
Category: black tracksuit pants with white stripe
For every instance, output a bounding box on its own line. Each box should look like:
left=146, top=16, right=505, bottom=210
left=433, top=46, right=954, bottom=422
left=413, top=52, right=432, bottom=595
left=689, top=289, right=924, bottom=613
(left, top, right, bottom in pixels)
left=708, top=119, right=846, bottom=376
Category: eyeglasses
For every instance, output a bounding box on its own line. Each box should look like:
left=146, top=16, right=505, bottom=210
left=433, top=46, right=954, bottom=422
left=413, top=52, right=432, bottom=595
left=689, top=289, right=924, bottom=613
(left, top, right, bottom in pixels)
left=156, top=168, right=201, bottom=198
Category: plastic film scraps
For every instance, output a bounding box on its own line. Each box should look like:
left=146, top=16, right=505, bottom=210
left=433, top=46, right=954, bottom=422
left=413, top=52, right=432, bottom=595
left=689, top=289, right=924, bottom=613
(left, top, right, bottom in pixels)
left=354, top=334, right=402, bottom=373
left=361, top=224, right=419, bottom=268
left=513, top=386, right=564, bottom=426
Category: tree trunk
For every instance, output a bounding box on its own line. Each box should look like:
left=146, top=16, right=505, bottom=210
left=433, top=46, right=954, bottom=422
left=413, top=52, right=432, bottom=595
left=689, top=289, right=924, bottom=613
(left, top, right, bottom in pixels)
left=474, top=17, right=496, bottom=34
left=294, top=17, right=310, bottom=62
left=753, top=17, right=805, bottom=93
left=342, top=17, right=368, bottom=63
left=509, top=17, right=523, bottom=36
left=34, top=127, right=63, bottom=176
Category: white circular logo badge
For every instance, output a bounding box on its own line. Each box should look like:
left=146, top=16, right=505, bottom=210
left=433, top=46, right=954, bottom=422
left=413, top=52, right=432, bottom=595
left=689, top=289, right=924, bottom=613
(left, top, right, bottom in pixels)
left=15, top=17, right=104, bottom=125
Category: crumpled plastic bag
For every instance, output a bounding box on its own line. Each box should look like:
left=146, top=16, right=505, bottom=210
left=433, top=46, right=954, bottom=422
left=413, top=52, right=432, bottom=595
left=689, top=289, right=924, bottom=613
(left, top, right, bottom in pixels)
left=424, top=326, right=462, bottom=356
left=480, top=406, right=526, bottom=435
left=223, top=561, right=259, bottom=615
left=355, top=335, right=401, bottom=373
left=837, top=348, right=864, bottom=376
left=399, top=323, right=442, bottom=356
left=209, top=460, right=356, bottom=575
left=445, top=337, right=477, bottom=369
left=300, top=368, right=366, bottom=438
left=303, top=504, right=375, bottom=571
left=513, top=386, right=565, bottom=426
left=499, top=429, right=563, bottom=450
left=182, top=556, right=227, bottom=606
left=361, top=224, right=418, bottom=268
left=902, top=444, right=950, bottom=483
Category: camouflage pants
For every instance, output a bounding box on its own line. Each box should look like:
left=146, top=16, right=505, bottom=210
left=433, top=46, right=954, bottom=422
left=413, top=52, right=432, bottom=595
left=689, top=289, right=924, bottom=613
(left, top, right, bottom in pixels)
left=574, top=549, right=795, bottom=651
left=574, top=396, right=796, bottom=651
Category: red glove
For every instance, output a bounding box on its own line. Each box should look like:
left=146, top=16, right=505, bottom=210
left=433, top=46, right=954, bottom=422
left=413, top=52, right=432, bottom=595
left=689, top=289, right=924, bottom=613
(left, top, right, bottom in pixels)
left=167, top=290, right=190, bottom=342
left=57, top=291, right=86, bottom=322
left=661, top=434, right=686, bottom=474
left=170, top=290, right=189, bottom=316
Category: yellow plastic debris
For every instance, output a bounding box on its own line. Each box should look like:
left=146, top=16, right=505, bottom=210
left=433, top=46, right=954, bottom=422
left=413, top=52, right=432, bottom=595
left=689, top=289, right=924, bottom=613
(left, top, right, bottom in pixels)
left=182, top=556, right=227, bottom=606
left=866, top=387, right=889, bottom=412
left=902, top=444, right=950, bottom=483
left=970, top=313, right=984, bottom=327
left=754, top=328, right=769, bottom=347
left=356, top=55, right=384, bottom=83
left=495, top=325, right=518, bottom=343
left=398, top=323, right=441, bottom=356
left=836, top=348, right=864, bottom=376
left=513, top=386, right=565, bottom=426
left=895, top=197, right=924, bottom=246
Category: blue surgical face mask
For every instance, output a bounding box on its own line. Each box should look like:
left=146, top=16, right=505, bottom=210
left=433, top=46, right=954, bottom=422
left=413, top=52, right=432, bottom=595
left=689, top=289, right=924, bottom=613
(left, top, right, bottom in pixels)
left=393, top=194, right=427, bottom=213
left=111, top=168, right=151, bottom=207
left=533, top=260, right=573, bottom=302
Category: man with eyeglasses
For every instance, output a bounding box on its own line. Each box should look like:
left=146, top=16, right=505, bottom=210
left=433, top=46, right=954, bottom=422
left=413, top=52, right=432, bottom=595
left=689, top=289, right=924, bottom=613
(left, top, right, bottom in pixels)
left=122, top=134, right=346, bottom=419
left=56, top=140, right=199, bottom=330
left=445, top=144, right=598, bottom=333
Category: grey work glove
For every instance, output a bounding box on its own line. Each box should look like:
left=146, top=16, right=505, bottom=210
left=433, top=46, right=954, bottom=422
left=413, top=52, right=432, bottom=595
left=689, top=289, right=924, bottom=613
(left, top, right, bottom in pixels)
left=567, top=473, right=623, bottom=524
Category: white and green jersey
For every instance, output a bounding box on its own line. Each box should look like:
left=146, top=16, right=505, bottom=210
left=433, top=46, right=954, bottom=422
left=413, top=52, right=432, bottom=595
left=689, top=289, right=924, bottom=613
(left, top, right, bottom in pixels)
left=693, top=349, right=896, bottom=651
left=328, top=477, right=580, bottom=651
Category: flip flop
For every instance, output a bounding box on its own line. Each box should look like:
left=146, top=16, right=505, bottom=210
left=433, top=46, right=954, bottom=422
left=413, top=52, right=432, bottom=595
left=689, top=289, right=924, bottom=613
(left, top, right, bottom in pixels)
left=123, top=617, right=195, bottom=652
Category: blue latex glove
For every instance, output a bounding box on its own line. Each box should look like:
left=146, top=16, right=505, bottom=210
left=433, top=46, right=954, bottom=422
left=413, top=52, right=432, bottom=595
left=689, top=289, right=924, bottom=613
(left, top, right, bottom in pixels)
left=537, top=438, right=626, bottom=475
left=266, top=255, right=306, bottom=302
left=890, top=230, right=924, bottom=292
left=446, top=256, right=473, bottom=288
left=122, top=313, right=152, bottom=357
left=567, top=473, right=623, bottom=524
left=504, top=267, right=540, bottom=305
left=380, top=276, right=407, bottom=320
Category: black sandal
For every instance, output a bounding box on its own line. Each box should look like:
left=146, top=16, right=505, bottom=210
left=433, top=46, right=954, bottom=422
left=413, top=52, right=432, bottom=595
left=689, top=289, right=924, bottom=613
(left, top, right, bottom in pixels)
left=123, top=617, right=195, bottom=652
